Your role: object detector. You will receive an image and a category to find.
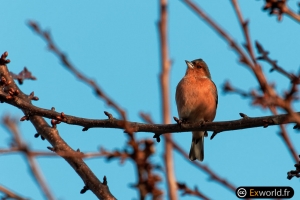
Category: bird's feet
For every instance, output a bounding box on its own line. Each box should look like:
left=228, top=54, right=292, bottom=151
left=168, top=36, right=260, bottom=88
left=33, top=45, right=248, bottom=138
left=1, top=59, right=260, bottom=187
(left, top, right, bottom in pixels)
left=173, top=117, right=189, bottom=127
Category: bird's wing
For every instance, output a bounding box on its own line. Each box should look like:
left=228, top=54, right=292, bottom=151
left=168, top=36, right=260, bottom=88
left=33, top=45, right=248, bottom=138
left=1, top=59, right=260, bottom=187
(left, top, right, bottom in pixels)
left=212, top=81, right=218, bottom=108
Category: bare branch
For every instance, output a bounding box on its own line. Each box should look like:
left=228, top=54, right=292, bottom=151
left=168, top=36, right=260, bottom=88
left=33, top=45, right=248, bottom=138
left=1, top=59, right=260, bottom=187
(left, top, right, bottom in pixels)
left=287, top=156, right=300, bottom=180
left=0, top=56, right=116, bottom=199
left=2, top=115, right=55, bottom=200
left=231, top=0, right=257, bottom=64
left=262, top=0, right=300, bottom=22
left=27, top=21, right=134, bottom=134
left=99, top=137, right=163, bottom=199
left=10, top=67, right=37, bottom=85
left=256, top=41, right=299, bottom=82
left=183, top=0, right=253, bottom=68
left=0, top=185, right=28, bottom=200
left=158, top=0, right=177, bottom=199
left=177, top=182, right=210, bottom=200
left=171, top=140, right=236, bottom=193
left=0, top=86, right=299, bottom=136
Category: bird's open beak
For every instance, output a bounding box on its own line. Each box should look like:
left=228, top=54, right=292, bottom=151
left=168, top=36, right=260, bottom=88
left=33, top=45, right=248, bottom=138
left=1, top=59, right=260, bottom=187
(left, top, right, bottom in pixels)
left=185, top=60, right=194, bottom=69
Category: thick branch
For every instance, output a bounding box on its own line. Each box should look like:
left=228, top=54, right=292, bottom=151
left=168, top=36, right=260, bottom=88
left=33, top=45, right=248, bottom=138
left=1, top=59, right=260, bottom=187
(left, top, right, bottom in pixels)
left=0, top=62, right=116, bottom=199
left=0, top=91, right=298, bottom=136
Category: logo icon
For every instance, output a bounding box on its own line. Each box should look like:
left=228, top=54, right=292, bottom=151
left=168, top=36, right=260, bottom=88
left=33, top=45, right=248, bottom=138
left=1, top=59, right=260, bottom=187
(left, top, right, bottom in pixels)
left=237, top=188, right=247, bottom=198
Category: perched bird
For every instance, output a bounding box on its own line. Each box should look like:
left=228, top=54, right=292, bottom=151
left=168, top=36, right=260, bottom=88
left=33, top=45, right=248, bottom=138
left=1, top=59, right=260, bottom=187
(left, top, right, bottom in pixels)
left=175, top=59, right=218, bottom=161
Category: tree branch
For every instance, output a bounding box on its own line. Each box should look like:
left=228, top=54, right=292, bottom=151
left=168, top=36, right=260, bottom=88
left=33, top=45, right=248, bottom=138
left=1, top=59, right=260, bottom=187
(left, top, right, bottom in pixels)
left=0, top=185, right=28, bottom=200
left=262, top=0, right=300, bottom=22
left=158, top=0, right=177, bottom=199
left=0, top=87, right=298, bottom=137
left=2, top=115, right=55, bottom=200
left=256, top=41, right=299, bottom=82
left=171, top=140, right=237, bottom=193
left=0, top=53, right=116, bottom=200
left=27, top=21, right=134, bottom=134
left=177, top=182, right=210, bottom=200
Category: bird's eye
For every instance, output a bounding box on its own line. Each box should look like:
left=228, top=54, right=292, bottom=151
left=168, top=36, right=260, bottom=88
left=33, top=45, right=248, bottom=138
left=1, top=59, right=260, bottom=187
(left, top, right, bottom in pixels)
left=196, top=65, right=202, bottom=69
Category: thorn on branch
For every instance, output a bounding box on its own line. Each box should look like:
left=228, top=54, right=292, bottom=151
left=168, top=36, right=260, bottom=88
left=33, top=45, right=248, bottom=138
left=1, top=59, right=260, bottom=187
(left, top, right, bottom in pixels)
left=204, top=131, right=208, bottom=137
left=210, top=131, right=220, bottom=140
left=0, top=51, right=10, bottom=65
left=10, top=67, right=37, bottom=85
left=103, top=176, right=107, bottom=185
left=293, top=124, right=300, bottom=130
left=153, top=133, right=161, bottom=143
left=262, top=119, right=274, bottom=128
left=29, top=91, right=39, bottom=101
left=80, top=185, right=89, bottom=194
left=104, top=111, right=113, bottom=119
left=239, top=113, right=249, bottom=119
left=47, top=146, right=54, bottom=151
left=82, top=127, right=89, bottom=131
left=76, top=148, right=84, bottom=157
left=20, top=115, right=30, bottom=121
left=51, top=119, right=61, bottom=128
left=56, top=112, right=66, bottom=121
left=255, top=41, right=268, bottom=56
left=173, top=116, right=182, bottom=125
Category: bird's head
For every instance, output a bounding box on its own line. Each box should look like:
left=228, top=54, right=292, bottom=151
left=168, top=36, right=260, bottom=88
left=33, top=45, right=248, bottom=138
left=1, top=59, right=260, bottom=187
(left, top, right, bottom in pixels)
left=185, top=59, right=211, bottom=79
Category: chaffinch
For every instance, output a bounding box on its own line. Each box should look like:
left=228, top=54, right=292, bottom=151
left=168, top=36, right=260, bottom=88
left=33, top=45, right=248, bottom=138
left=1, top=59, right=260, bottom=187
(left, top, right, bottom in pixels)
left=176, top=59, right=218, bottom=161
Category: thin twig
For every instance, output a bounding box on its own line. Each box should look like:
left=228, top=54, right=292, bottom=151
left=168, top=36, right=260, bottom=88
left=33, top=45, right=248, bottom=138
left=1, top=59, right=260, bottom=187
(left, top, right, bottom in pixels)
left=0, top=185, right=28, bottom=200
left=2, top=115, right=55, bottom=200
left=256, top=42, right=298, bottom=82
left=28, top=21, right=134, bottom=134
left=231, top=0, right=257, bottom=64
left=262, top=0, right=300, bottom=22
left=177, top=182, right=210, bottom=200
left=171, top=140, right=236, bottom=192
left=158, top=0, right=177, bottom=199
left=269, top=108, right=299, bottom=163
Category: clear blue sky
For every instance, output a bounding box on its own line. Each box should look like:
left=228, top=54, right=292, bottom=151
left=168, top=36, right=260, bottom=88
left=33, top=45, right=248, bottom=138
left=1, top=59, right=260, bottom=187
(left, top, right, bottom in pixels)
left=1, top=1, right=300, bottom=199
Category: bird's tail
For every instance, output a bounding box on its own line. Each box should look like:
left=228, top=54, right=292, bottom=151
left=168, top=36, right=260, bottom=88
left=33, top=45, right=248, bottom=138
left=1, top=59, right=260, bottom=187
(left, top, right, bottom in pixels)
left=189, top=131, right=204, bottom=161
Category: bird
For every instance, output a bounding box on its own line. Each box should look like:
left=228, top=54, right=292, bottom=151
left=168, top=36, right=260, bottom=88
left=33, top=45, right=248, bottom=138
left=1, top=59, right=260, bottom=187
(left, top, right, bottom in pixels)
left=175, top=59, right=218, bottom=161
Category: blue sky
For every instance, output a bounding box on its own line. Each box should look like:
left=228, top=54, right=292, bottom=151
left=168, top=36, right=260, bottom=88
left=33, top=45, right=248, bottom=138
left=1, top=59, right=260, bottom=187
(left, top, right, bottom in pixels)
left=1, top=1, right=300, bottom=199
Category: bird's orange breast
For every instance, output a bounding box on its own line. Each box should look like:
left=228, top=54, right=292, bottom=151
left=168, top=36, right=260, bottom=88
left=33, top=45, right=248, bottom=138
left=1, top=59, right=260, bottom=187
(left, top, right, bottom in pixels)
left=176, top=75, right=217, bottom=122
